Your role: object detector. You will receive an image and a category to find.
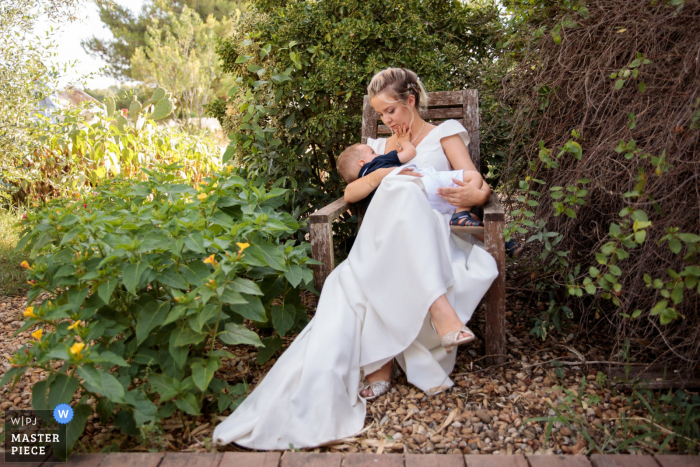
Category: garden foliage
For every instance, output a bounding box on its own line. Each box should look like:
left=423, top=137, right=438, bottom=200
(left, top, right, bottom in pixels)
left=214, top=0, right=500, bottom=226
left=498, top=0, right=700, bottom=368
left=3, top=164, right=316, bottom=457
left=6, top=88, right=220, bottom=205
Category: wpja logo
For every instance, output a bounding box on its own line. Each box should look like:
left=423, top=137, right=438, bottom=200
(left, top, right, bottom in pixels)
left=4, top=407, right=70, bottom=463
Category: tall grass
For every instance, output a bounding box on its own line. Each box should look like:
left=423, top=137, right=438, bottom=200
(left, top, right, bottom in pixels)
left=0, top=209, right=28, bottom=296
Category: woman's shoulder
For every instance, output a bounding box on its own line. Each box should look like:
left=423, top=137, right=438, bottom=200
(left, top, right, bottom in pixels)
left=435, top=119, right=470, bottom=146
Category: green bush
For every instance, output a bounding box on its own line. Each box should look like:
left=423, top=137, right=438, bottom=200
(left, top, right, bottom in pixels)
left=3, top=164, right=316, bottom=458
left=215, top=0, right=500, bottom=226
left=0, top=209, right=28, bottom=296
left=5, top=88, right=221, bottom=206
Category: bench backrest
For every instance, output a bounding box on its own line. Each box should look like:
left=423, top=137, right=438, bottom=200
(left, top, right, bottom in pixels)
left=360, top=90, right=480, bottom=169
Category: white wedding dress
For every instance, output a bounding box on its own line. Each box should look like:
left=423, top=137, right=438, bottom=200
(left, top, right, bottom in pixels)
left=212, top=120, right=498, bottom=450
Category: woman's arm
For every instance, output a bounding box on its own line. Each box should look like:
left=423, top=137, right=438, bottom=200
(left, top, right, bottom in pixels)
left=344, top=167, right=423, bottom=204
left=438, top=134, right=491, bottom=207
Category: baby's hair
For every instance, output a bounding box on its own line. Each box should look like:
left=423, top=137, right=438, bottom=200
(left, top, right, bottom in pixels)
left=337, top=144, right=365, bottom=183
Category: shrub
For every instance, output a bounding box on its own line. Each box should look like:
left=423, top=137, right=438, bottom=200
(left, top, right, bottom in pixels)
left=0, top=208, right=28, bottom=296
left=215, top=0, right=500, bottom=228
left=5, top=88, right=221, bottom=206
left=3, top=164, right=316, bottom=457
left=499, top=0, right=700, bottom=368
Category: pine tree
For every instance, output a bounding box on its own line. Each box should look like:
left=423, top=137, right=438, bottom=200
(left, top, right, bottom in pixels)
left=82, top=0, right=245, bottom=79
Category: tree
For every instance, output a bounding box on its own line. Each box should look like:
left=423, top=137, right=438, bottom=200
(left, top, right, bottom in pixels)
left=130, top=6, right=232, bottom=131
left=216, top=0, right=500, bottom=222
left=0, top=0, right=92, bottom=205
left=82, top=0, right=246, bottom=80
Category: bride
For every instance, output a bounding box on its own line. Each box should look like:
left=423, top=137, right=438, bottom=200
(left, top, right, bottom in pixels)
left=213, top=67, right=498, bottom=450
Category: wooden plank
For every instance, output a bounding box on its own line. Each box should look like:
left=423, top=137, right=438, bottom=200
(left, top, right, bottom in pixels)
left=484, top=212, right=506, bottom=367
left=220, top=452, right=281, bottom=467
left=63, top=454, right=108, bottom=467
left=362, top=95, right=378, bottom=144
left=426, top=91, right=464, bottom=106
left=590, top=454, right=659, bottom=467
left=449, top=225, right=485, bottom=235
left=280, top=452, right=342, bottom=467
left=654, top=455, right=700, bottom=467
left=465, top=454, right=527, bottom=467
left=406, top=453, right=465, bottom=467
left=608, top=364, right=700, bottom=389
left=99, top=453, right=164, bottom=467
left=311, top=220, right=334, bottom=292
left=309, top=197, right=350, bottom=224
left=482, top=193, right=505, bottom=222
left=463, top=89, right=480, bottom=170
left=345, top=453, right=403, bottom=467
left=160, top=452, right=223, bottom=467
left=526, top=455, right=592, bottom=467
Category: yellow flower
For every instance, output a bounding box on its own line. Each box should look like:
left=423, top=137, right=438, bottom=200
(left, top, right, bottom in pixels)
left=67, top=320, right=83, bottom=330
left=197, top=193, right=207, bottom=201
left=226, top=165, right=233, bottom=174
left=20, top=261, right=32, bottom=270
left=203, top=254, right=217, bottom=266
left=70, top=342, right=85, bottom=358
left=31, top=329, right=43, bottom=340
left=23, top=307, right=36, bottom=318
left=236, top=242, right=250, bottom=252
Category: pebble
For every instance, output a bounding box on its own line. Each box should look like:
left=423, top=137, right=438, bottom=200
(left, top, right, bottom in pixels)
left=475, top=410, right=492, bottom=423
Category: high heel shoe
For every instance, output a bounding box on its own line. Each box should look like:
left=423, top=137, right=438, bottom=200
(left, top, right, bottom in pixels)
left=360, top=360, right=401, bottom=401
left=430, top=319, right=475, bottom=353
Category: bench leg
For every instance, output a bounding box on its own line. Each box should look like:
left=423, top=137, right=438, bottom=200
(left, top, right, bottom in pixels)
left=310, top=220, right=334, bottom=292
left=484, top=219, right=507, bottom=366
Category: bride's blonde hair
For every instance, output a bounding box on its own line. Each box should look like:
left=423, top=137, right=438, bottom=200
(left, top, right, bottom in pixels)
left=367, top=68, right=429, bottom=116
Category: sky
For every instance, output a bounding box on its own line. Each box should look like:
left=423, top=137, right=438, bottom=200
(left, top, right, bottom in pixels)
left=35, top=0, right=146, bottom=90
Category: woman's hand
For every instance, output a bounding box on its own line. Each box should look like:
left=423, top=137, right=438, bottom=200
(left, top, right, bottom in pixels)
left=397, top=167, right=422, bottom=177
left=438, top=178, right=490, bottom=207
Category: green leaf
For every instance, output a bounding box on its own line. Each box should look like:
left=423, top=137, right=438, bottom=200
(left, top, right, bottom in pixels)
left=231, top=278, right=263, bottom=295
left=669, top=239, right=682, bottom=254
left=192, top=359, right=220, bottom=392
left=257, top=336, right=283, bottom=365
left=218, top=322, right=263, bottom=347
left=247, top=242, right=287, bottom=271
left=650, top=301, right=667, bottom=316
left=564, top=208, right=577, bottom=218
left=174, top=326, right=207, bottom=347
left=97, top=279, right=118, bottom=305
left=175, top=392, right=201, bottom=415
left=184, top=233, right=207, bottom=254
left=0, top=366, right=26, bottom=387
left=57, top=403, right=91, bottom=460
left=671, top=284, right=684, bottom=305
left=632, top=309, right=642, bottom=318
left=638, top=82, right=646, bottom=93
left=32, top=379, right=49, bottom=412
left=229, top=296, right=266, bottom=321
left=77, top=366, right=126, bottom=403
left=585, top=283, right=596, bottom=295
left=122, top=261, right=149, bottom=295
left=48, top=373, right=80, bottom=408
left=609, top=265, right=622, bottom=276
left=157, top=267, right=189, bottom=289
left=271, top=304, right=295, bottom=336
left=284, top=265, right=304, bottom=287
left=615, top=79, right=625, bottom=90
left=135, top=300, right=171, bottom=346
left=148, top=374, right=179, bottom=400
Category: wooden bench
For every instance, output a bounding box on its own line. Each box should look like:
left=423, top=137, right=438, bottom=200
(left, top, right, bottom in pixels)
left=309, top=90, right=506, bottom=366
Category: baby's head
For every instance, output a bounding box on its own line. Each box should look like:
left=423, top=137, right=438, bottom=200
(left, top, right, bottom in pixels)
left=337, top=143, right=379, bottom=183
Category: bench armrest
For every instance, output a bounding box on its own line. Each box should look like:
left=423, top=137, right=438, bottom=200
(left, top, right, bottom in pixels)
left=309, top=197, right=350, bottom=225
left=482, top=192, right=505, bottom=223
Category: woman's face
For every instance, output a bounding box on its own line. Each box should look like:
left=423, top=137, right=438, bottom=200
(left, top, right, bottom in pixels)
left=370, top=92, right=416, bottom=132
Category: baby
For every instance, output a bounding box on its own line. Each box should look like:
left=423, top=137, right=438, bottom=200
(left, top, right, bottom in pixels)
left=337, top=125, right=487, bottom=225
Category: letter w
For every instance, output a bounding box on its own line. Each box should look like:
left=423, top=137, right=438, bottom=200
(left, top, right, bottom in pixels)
left=58, top=410, right=69, bottom=418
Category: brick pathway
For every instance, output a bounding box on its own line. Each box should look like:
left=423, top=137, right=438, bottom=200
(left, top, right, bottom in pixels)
left=2, top=452, right=697, bottom=467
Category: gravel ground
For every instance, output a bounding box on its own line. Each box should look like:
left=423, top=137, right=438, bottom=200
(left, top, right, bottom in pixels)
left=1, top=282, right=694, bottom=455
